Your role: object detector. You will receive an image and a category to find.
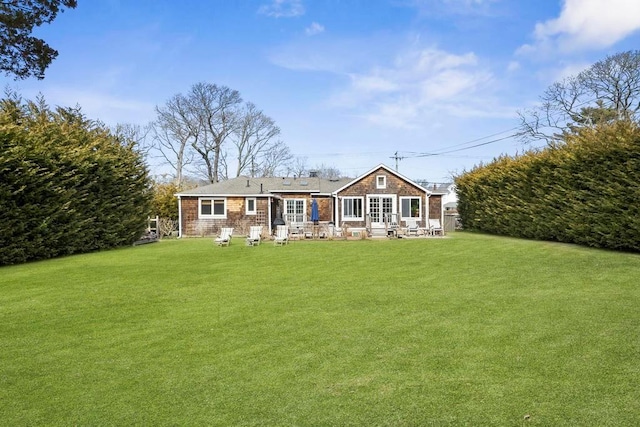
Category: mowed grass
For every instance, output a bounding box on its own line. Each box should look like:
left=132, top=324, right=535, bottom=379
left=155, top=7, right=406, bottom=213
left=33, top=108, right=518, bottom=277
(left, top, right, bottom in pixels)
left=1, top=233, right=639, bottom=426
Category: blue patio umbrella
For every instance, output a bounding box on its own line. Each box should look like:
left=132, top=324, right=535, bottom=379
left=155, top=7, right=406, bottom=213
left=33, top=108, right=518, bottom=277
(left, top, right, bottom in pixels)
left=311, top=199, right=319, bottom=223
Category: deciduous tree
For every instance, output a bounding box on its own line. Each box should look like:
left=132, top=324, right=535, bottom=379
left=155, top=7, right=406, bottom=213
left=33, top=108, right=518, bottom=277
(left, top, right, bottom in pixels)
left=152, top=82, right=294, bottom=182
left=230, top=102, right=281, bottom=177
left=518, top=50, right=640, bottom=145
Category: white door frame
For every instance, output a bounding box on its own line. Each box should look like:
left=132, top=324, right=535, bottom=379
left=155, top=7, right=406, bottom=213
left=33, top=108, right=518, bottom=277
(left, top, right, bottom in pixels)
left=366, top=194, right=396, bottom=227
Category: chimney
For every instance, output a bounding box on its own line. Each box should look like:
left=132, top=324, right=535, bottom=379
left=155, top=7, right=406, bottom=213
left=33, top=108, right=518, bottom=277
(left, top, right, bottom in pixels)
left=260, top=183, right=263, bottom=194
left=309, top=170, right=318, bottom=178
left=246, top=179, right=250, bottom=187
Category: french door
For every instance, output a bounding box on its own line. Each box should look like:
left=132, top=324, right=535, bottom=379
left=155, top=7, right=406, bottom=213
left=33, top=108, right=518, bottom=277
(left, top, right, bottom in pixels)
left=367, top=195, right=395, bottom=227
left=285, top=199, right=305, bottom=225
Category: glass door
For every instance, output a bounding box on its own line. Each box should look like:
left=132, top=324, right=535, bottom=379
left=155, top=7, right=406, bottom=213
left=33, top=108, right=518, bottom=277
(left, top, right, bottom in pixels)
left=367, top=196, right=395, bottom=227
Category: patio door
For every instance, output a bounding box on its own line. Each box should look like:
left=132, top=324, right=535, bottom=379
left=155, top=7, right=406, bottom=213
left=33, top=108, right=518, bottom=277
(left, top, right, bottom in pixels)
left=285, top=199, right=306, bottom=225
left=367, top=195, right=395, bottom=227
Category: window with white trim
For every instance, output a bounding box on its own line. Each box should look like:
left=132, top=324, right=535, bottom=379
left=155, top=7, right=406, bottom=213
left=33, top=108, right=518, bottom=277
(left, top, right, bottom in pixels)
left=342, top=197, right=364, bottom=221
left=400, top=197, right=421, bottom=219
left=376, top=175, right=387, bottom=189
left=199, top=198, right=226, bottom=218
left=246, top=198, right=256, bottom=215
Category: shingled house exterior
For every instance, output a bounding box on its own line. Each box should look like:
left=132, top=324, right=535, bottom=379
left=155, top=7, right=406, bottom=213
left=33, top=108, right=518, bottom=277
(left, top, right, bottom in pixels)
left=176, top=164, right=445, bottom=237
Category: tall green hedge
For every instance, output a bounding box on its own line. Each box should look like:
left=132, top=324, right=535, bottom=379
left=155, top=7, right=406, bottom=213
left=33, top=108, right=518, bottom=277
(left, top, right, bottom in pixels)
left=455, top=121, right=640, bottom=251
left=0, top=98, right=152, bottom=265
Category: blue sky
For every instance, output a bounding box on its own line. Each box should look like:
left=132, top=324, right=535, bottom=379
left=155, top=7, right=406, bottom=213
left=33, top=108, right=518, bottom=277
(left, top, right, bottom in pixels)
left=4, top=0, right=640, bottom=181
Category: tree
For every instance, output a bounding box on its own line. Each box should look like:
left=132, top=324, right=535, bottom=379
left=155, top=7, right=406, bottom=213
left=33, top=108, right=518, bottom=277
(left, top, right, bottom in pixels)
left=310, top=163, right=345, bottom=179
left=229, top=102, right=281, bottom=177
left=111, top=122, right=151, bottom=153
left=287, top=157, right=347, bottom=179
left=151, top=82, right=293, bottom=182
left=289, top=156, right=309, bottom=178
left=151, top=93, right=195, bottom=185
left=189, top=83, right=241, bottom=183
left=1, top=0, right=77, bottom=79
left=253, top=140, right=294, bottom=177
left=150, top=180, right=185, bottom=222
left=518, top=50, right=640, bottom=145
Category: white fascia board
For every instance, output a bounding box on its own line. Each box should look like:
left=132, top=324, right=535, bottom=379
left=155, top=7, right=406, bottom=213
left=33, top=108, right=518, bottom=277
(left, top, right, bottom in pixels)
left=332, top=163, right=432, bottom=195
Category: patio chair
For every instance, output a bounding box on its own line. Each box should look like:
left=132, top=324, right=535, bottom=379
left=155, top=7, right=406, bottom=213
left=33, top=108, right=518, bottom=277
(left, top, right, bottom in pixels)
left=429, top=219, right=444, bottom=236
left=246, top=226, right=263, bottom=246
left=215, top=227, right=233, bottom=246
left=274, top=225, right=289, bottom=245
left=405, top=219, right=420, bottom=236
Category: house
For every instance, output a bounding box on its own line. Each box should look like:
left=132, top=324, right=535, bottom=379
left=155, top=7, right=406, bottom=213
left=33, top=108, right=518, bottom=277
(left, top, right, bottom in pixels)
left=176, top=164, right=444, bottom=237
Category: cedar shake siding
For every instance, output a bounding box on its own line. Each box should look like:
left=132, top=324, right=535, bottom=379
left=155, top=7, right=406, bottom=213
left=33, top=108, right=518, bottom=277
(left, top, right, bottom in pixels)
left=176, top=165, right=443, bottom=237
left=336, top=166, right=428, bottom=228
left=180, top=195, right=270, bottom=237
left=429, top=195, right=442, bottom=221
left=315, top=196, right=333, bottom=222
left=278, top=194, right=335, bottom=223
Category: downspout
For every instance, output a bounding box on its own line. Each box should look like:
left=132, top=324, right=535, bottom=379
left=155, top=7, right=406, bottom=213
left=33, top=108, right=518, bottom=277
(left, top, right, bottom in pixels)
left=177, top=195, right=183, bottom=238
left=426, top=193, right=431, bottom=226
left=333, top=193, right=339, bottom=229
left=268, top=196, right=272, bottom=236
left=440, top=194, right=445, bottom=232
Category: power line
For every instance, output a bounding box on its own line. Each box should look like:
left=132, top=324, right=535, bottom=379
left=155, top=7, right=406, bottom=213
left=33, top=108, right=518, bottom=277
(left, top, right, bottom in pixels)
left=408, top=133, right=518, bottom=158
left=396, top=96, right=605, bottom=160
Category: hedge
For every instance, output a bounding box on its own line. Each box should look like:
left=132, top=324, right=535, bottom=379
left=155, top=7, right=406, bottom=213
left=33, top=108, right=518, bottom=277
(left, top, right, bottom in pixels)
left=0, top=99, right=152, bottom=265
left=455, top=121, right=640, bottom=252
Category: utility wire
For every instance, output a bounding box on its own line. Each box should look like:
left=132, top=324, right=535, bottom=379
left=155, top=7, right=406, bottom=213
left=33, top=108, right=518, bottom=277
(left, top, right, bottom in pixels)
left=408, top=133, right=518, bottom=158
left=396, top=96, right=605, bottom=160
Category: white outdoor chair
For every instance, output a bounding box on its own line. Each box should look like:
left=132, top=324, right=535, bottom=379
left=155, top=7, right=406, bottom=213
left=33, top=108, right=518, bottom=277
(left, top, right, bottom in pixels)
left=429, top=219, right=444, bottom=236
left=274, top=225, right=289, bottom=245
left=405, top=219, right=420, bottom=236
left=246, top=226, right=263, bottom=246
left=215, top=227, right=233, bottom=246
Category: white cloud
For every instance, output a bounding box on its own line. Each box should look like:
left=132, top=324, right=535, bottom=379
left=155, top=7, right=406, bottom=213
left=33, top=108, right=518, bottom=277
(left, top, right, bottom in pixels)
left=507, top=61, right=520, bottom=72
left=305, top=22, right=325, bottom=36
left=269, top=35, right=514, bottom=129
left=331, top=47, right=494, bottom=128
left=519, top=0, right=640, bottom=54
left=267, top=37, right=378, bottom=73
left=258, top=0, right=305, bottom=18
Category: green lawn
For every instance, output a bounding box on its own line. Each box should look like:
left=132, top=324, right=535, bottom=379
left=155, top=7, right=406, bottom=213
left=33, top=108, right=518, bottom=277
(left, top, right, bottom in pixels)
left=1, top=233, right=639, bottom=426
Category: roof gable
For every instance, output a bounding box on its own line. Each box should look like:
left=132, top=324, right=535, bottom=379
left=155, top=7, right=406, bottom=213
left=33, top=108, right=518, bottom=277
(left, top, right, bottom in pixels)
left=333, top=163, right=430, bottom=194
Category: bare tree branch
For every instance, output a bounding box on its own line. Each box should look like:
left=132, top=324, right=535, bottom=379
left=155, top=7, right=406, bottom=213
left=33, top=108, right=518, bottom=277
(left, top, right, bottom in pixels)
left=231, top=102, right=281, bottom=177
left=519, top=50, right=640, bottom=144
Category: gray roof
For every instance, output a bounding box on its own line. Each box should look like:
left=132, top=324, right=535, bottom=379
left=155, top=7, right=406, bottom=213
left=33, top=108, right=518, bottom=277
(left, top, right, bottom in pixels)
left=177, top=176, right=353, bottom=197
left=415, top=182, right=453, bottom=195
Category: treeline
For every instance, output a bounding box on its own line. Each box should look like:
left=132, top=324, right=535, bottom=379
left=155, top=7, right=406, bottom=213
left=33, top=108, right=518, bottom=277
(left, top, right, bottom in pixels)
left=455, top=120, right=640, bottom=251
left=0, top=96, right=152, bottom=265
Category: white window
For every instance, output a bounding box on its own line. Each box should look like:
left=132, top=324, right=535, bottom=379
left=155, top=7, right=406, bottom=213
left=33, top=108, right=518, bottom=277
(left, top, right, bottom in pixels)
left=246, top=198, right=256, bottom=215
left=285, top=199, right=305, bottom=224
left=342, top=197, right=364, bottom=221
left=400, top=197, right=421, bottom=219
left=376, top=175, right=387, bottom=189
left=199, top=198, right=226, bottom=218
